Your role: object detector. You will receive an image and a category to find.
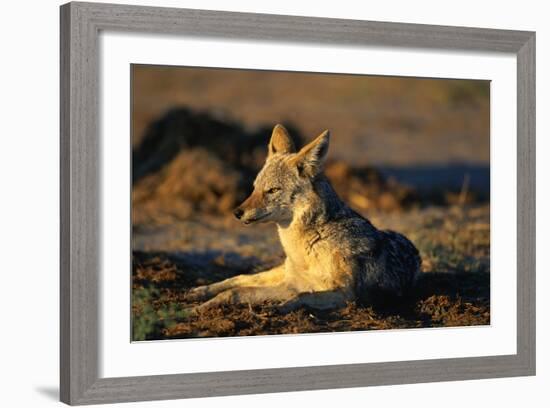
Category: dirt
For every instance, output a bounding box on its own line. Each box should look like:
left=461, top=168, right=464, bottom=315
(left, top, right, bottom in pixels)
left=131, top=205, right=490, bottom=341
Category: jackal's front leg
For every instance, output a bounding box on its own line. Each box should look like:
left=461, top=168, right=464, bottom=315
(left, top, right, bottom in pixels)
left=185, top=264, right=285, bottom=302
left=191, top=285, right=296, bottom=313
left=277, top=289, right=353, bottom=313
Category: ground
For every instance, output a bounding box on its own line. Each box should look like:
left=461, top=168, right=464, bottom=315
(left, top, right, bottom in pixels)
left=131, top=204, right=490, bottom=340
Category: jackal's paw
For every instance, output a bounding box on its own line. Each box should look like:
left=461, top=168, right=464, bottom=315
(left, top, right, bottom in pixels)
left=184, top=285, right=211, bottom=302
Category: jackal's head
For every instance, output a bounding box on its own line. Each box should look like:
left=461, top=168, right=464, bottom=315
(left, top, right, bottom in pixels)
left=234, top=124, right=330, bottom=225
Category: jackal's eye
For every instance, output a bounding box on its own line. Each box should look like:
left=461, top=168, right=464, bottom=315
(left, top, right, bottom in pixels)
left=265, top=187, right=281, bottom=195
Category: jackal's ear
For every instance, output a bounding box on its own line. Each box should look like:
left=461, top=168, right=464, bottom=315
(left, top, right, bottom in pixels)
left=292, top=130, right=330, bottom=177
left=268, top=124, right=296, bottom=157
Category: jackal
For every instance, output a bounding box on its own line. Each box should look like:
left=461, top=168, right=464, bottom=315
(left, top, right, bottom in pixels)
left=186, top=124, right=421, bottom=312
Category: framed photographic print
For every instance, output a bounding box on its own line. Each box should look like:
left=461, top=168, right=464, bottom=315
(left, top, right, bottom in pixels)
left=60, top=1, right=535, bottom=405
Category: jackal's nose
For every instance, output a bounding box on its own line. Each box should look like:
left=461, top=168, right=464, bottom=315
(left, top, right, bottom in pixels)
left=233, top=208, right=244, bottom=219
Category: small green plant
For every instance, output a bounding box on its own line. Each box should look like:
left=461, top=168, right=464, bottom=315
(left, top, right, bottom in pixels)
left=132, top=286, right=189, bottom=341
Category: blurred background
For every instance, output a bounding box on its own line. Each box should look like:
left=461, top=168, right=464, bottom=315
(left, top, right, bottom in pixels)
left=131, top=65, right=490, bottom=340
left=132, top=65, right=490, bottom=166
left=132, top=65, right=489, bottom=222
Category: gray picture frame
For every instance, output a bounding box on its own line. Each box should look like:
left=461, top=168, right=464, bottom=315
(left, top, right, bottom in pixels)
left=60, top=1, right=536, bottom=405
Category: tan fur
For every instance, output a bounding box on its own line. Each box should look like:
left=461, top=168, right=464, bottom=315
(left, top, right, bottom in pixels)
left=186, top=124, right=420, bottom=313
